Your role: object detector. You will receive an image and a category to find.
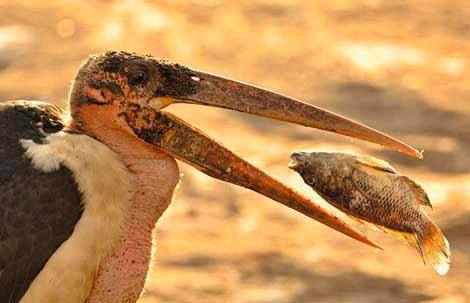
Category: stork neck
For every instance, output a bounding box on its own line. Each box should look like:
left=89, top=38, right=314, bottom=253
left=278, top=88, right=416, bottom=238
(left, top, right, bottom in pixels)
left=86, top=146, right=179, bottom=302
left=70, top=101, right=180, bottom=302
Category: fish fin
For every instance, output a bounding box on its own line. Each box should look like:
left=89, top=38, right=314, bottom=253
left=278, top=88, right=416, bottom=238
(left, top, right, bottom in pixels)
left=401, top=176, right=432, bottom=209
left=374, top=225, right=418, bottom=249
left=416, top=221, right=450, bottom=275
left=381, top=227, right=416, bottom=246
left=346, top=214, right=418, bottom=248
left=345, top=212, right=450, bottom=275
left=345, top=214, right=383, bottom=232
left=355, top=155, right=397, bottom=174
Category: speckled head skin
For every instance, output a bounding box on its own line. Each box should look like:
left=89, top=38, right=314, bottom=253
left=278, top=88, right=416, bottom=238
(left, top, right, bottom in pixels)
left=69, top=51, right=199, bottom=131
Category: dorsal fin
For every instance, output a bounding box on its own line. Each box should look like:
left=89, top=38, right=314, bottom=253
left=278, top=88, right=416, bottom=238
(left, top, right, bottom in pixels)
left=355, top=155, right=397, bottom=174
left=401, top=176, right=432, bottom=208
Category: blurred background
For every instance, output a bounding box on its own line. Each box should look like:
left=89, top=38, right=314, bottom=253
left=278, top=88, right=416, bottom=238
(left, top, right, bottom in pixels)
left=0, top=0, right=468, bottom=302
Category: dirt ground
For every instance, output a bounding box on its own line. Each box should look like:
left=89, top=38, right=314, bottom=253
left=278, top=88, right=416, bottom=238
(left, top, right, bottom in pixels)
left=0, top=0, right=468, bottom=302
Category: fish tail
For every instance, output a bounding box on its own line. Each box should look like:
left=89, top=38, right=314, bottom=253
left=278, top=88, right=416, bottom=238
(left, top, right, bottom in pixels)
left=416, top=221, right=450, bottom=275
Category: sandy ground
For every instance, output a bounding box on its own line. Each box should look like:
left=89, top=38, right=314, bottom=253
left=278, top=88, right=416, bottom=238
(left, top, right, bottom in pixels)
left=0, top=0, right=468, bottom=302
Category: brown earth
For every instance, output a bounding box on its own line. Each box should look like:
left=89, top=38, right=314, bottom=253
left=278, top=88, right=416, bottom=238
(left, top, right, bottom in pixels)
left=0, top=1, right=468, bottom=302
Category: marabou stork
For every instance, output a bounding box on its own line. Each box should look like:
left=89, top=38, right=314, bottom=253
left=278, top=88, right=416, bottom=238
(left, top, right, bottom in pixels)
left=0, top=51, right=422, bottom=303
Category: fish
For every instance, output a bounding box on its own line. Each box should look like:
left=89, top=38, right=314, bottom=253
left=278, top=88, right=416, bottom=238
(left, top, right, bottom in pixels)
left=288, top=150, right=450, bottom=275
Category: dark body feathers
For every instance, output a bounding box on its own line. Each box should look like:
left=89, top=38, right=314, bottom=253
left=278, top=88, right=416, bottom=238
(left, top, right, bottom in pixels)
left=0, top=101, right=83, bottom=303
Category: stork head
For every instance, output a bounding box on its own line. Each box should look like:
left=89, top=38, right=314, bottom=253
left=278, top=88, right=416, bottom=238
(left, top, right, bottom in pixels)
left=69, top=51, right=422, bottom=249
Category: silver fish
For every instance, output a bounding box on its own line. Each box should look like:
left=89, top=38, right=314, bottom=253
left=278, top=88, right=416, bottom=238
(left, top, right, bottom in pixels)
left=289, top=151, right=450, bottom=275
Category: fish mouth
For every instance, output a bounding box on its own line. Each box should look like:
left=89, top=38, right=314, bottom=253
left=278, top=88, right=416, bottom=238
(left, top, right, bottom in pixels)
left=288, top=151, right=309, bottom=171
left=288, top=159, right=302, bottom=170
left=122, top=62, right=421, bottom=250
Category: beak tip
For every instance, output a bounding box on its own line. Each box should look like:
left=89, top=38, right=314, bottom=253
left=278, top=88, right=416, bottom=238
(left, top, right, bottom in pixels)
left=371, top=241, right=385, bottom=251
left=408, top=148, right=424, bottom=159
left=417, top=149, right=424, bottom=159
left=342, top=227, right=384, bottom=251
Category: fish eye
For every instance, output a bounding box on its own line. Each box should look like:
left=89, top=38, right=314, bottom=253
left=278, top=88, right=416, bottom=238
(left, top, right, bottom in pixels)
left=128, top=70, right=147, bottom=86
left=307, top=177, right=316, bottom=186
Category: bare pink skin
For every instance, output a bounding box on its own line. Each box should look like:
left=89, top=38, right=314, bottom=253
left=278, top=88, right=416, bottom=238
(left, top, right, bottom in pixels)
left=85, top=155, right=178, bottom=303
left=77, top=105, right=180, bottom=303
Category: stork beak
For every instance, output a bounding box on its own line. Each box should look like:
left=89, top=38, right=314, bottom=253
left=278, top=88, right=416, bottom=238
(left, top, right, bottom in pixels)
left=151, top=67, right=422, bottom=159
left=124, top=64, right=420, bottom=250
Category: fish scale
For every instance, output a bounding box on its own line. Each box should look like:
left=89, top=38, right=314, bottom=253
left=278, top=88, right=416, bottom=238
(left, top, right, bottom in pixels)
left=350, top=167, right=422, bottom=232
left=289, top=151, right=450, bottom=275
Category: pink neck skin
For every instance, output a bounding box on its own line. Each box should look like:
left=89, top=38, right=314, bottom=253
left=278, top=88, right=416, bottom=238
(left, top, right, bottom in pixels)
left=76, top=105, right=180, bottom=303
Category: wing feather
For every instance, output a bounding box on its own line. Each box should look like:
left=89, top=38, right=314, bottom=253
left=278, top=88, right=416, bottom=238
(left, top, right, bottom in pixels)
left=0, top=101, right=83, bottom=303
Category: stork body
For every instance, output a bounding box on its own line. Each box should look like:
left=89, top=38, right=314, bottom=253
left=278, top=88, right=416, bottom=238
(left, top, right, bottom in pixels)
left=0, top=52, right=422, bottom=302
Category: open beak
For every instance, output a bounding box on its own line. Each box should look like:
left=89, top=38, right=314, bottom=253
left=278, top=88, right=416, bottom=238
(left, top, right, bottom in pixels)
left=151, top=68, right=422, bottom=159
left=124, top=65, right=422, bottom=250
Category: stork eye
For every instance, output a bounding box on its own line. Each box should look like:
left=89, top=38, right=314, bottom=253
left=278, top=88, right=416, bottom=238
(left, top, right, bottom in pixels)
left=129, top=70, right=147, bottom=86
